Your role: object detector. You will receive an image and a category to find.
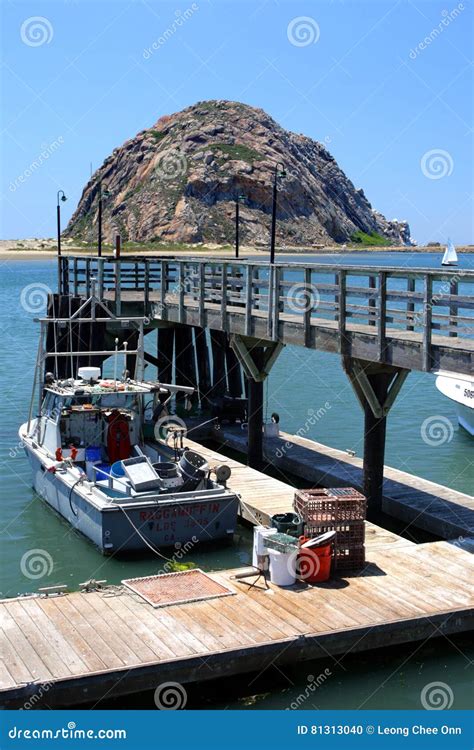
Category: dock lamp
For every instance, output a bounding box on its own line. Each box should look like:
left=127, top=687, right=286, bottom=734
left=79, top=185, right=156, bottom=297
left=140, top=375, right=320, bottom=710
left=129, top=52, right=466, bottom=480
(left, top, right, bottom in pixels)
left=56, top=190, right=67, bottom=293
left=97, top=182, right=110, bottom=257
left=269, top=162, right=286, bottom=264
left=235, top=193, right=245, bottom=259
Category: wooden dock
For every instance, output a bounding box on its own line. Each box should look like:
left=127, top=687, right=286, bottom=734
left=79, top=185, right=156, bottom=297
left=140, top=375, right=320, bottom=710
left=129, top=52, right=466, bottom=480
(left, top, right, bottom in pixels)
left=1, top=439, right=473, bottom=709
left=214, top=426, right=474, bottom=540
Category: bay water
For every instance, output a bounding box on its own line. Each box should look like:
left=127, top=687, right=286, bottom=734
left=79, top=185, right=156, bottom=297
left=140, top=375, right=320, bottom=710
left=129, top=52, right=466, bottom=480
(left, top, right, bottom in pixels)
left=0, top=252, right=472, bottom=709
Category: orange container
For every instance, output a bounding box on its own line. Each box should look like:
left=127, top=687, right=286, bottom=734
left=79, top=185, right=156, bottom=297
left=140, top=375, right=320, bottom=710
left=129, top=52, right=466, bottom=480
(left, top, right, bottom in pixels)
left=297, top=537, right=332, bottom=583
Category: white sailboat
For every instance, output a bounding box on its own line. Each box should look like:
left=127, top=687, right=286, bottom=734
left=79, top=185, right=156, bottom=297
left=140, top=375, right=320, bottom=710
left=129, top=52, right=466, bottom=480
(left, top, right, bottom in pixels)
left=441, top=239, right=458, bottom=266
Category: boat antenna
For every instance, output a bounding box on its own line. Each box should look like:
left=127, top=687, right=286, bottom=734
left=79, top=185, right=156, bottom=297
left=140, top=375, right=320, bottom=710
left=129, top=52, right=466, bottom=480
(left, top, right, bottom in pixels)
left=123, top=341, right=128, bottom=381
left=113, top=338, right=119, bottom=385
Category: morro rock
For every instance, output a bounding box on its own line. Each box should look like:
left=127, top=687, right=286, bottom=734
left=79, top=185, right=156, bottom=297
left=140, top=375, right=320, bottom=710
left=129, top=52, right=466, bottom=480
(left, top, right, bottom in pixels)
left=65, top=100, right=411, bottom=246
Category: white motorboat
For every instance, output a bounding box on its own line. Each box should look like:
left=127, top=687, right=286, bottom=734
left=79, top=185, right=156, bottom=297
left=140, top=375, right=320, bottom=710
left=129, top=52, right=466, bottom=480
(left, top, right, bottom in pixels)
left=19, top=293, right=239, bottom=554
left=441, top=239, right=458, bottom=266
left=435, top=371, right=474, bottom=436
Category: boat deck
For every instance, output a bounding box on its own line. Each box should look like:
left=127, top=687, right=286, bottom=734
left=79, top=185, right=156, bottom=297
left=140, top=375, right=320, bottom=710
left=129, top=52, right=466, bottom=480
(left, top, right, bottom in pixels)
left=1, top=440, right=473, bottom=709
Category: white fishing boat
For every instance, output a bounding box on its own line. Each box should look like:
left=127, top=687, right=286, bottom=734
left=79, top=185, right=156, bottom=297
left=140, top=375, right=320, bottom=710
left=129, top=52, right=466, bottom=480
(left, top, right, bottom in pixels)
left=19, top=292, right=239, bottom=554
left=435, top=371, right=474, bottom=437
left=441, top=239, right=458, bottom=266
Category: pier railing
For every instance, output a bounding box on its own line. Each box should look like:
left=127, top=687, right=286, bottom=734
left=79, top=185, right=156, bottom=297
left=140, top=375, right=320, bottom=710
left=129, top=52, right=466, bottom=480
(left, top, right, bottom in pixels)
left=61, top=256, right=474, bottom=372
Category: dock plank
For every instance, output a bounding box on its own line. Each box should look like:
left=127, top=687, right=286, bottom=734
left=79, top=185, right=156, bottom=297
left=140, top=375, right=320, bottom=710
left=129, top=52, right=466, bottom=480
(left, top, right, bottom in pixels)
left=213, top=427, right=474, bottom=541
left=0, top=442, right=472, bottom=709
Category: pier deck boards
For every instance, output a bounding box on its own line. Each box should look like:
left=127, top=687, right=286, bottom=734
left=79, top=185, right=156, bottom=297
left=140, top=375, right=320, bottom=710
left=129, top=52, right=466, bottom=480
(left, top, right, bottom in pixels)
left=0, top=541, right=472, bottom=708
left=213, top=427, right=474, bottom=540
left=1, top=440, right=472, bottom=709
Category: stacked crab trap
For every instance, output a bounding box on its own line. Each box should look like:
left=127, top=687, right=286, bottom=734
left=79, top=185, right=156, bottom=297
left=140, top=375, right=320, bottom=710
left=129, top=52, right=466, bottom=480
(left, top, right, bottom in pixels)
left=294, top=487, right=367, bottom=571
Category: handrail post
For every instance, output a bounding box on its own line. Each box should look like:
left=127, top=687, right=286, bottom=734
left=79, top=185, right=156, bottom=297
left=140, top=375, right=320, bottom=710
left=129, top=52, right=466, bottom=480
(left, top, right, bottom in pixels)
left=245, top=265, right=252, bottom=336
left=115, top=259, right=121, bottom=316
left=144, top=258, right=150, bottom=316
left=178, top=262, right=185, bottom=323
left=407, top=277, right=415, bottom=332
left=304, top=267, right=312, bottom=347
left=221, top=263, right=227, bottom=329
left=199, top=262, right=205, bottom=327
left=267, top=264, right=274, bottom=339
left=368, top=275, right=376, bottom=326
left=97, top=258, right=104, bottom=301
left=423, top=274, right=433, bottom=371
left=377, top=271, right=387, bottom=361
left=160, top=260, right=166, bottom=318
left=338, top=269, right=347, bottom=341
left=272, top=265, right=280, bottom=341
left=85, top=259, right=91, bottom=298
left=449, top=279, right=458, bottom=338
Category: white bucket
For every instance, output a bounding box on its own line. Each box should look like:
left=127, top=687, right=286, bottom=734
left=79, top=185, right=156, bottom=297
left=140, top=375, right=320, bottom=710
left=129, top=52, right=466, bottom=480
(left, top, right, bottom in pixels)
left=252, top=526, right=277, bottom=568
left=268, top=548, right=297, bottom=587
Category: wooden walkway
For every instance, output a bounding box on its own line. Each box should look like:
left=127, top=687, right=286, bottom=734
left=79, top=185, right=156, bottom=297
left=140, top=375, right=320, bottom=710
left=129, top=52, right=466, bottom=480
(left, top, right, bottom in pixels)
left=63, top=255, right=474, bottom=375
left=215, top=426, right=474, bottom=540
left=1, top=440, right=472, bottom=708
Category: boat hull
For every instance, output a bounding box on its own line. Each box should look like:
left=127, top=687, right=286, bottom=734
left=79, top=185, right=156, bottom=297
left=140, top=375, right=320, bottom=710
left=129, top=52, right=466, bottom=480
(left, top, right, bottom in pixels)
left=435, top=373, right=474, bottom=437
left=23, top=444, right=239, bottom=554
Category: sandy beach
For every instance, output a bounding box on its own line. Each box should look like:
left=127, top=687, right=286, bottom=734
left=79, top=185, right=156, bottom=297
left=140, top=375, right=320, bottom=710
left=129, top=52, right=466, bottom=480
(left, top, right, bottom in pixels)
left=1, top=238, right=472, bottom=260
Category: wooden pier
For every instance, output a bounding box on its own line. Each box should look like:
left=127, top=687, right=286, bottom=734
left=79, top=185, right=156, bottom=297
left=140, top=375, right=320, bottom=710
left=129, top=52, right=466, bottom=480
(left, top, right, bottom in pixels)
left=1, top=440, right=473, bottom=709
left=58, top=255, right=474, bottom=516
left=213, top=426, right=474, bottom=540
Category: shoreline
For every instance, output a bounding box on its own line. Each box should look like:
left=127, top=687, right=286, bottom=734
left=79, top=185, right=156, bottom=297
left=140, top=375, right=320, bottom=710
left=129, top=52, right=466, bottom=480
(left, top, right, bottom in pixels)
left=1, top=244, right=473, bottom=261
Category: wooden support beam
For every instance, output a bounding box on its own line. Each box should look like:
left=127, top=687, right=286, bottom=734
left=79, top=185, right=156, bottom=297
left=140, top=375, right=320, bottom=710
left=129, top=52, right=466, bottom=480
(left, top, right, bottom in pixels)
left=342, top=357, right=409, bottom=515
left=229, top=335, right=284, bottom=382
left=247, top=348, right=264, bottom=469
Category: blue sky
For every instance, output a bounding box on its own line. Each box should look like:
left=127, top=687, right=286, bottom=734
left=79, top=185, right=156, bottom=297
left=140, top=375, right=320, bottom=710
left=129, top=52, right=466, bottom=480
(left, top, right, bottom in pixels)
left=1, top=0, right=472, bottom=243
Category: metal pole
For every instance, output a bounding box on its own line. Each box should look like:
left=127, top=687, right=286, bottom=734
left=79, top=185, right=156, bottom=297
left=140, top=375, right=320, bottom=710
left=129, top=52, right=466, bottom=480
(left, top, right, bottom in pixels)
left=56, top=190, right=67, bottom=294
left=270, top=167, right=277, bottom=265
left=98, top=183, right=102, bottom=257
left=57, top=203, right=62, bottom=294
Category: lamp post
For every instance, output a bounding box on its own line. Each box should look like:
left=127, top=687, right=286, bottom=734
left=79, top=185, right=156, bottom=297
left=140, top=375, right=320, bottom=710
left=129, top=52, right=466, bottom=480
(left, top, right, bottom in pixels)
left=269, top=162, right=286, bottom=264
left=97, top=182, right=110, bottom=257
left=56, top=190, right=67, bottom=293
left=235, top=193, right=245, bottom=259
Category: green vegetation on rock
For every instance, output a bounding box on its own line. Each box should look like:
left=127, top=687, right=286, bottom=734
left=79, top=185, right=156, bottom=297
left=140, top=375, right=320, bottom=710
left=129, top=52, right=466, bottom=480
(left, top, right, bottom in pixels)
left=210, top=143, right=264, bottom=164
left=350, top=230, right=392, bottom=246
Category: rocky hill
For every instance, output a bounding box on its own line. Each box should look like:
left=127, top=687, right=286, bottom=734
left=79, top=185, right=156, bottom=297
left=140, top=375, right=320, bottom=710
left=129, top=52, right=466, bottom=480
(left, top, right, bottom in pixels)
left=65, top=100, right=411, bottom=247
